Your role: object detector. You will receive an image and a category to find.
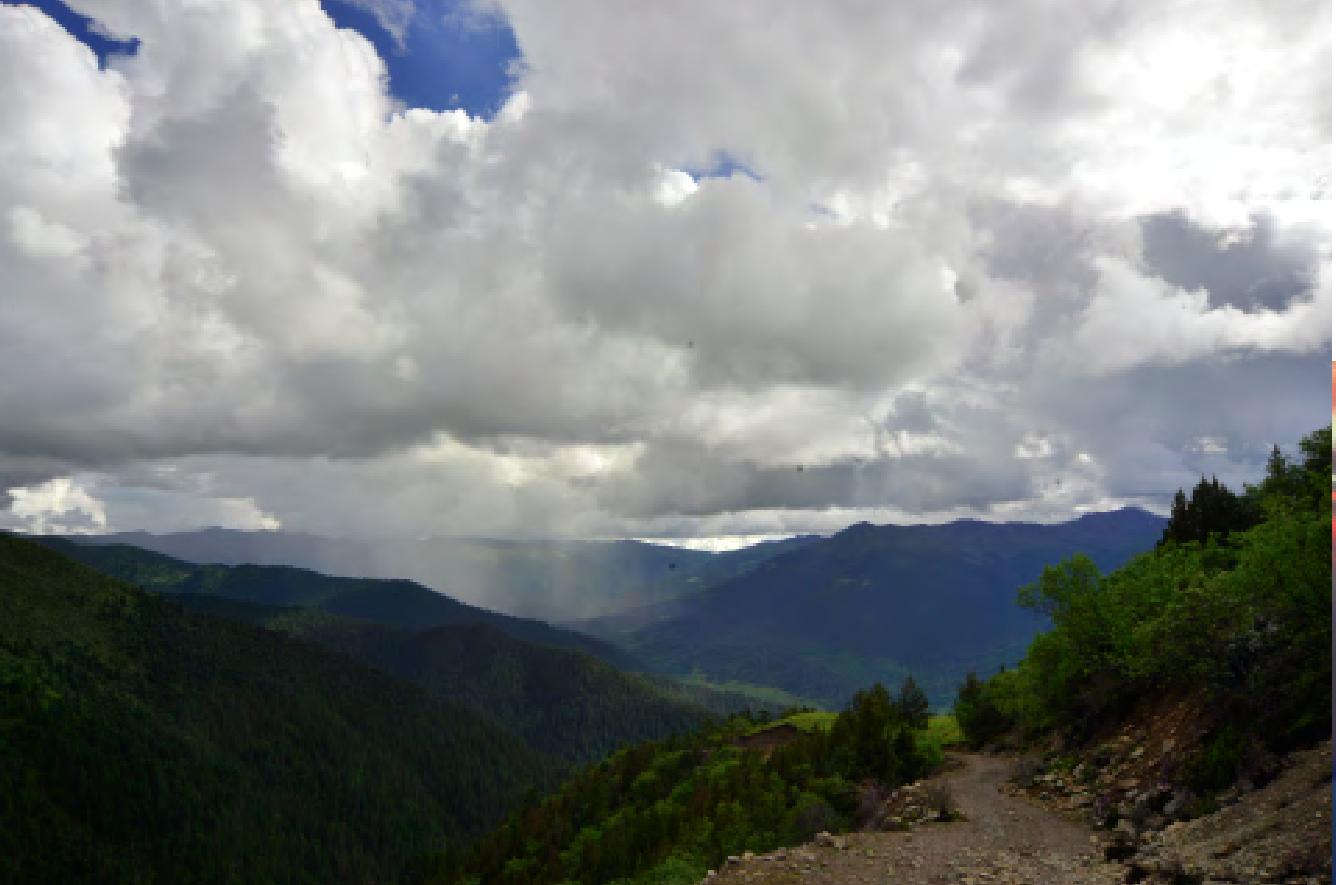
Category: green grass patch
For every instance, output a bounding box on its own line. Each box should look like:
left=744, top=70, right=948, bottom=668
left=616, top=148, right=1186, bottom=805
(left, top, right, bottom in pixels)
left=743, top=710, right=837, bottom=737
left=783, top=711, right=838, bottom=734
left=673, top=674, right=812, bottom=710
left=922, top=714, right=964, bottom=748
left=915, top=714, right=965, bottom=770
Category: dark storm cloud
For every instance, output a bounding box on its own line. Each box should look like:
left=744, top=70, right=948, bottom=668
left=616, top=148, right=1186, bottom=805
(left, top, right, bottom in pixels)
left=595, top=440, right=1035, bottom=519
left=1140, top=211, right=1321, bottom=311
left=1028, top=351, right=1332, bottom=500
left=0, top=0, right=1328, bottom=541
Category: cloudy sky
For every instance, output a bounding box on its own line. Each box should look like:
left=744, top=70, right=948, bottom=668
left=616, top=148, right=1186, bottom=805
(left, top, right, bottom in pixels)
left=0, top=0, right=1330, bottom=543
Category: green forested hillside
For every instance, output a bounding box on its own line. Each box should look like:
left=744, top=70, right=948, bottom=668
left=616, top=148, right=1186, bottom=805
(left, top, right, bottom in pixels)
left=270, top=616, right=748, bottom=764
left=71, top=530, right=816, bottom=622
left=37, top=537, right=636, bottom=667
left=34, top=538, right=756, bottom=765
left=169, top=595, right=744, bottom=765
left=427, top=682, right=944, bottom=885
left=955, top=427, right=1331, bottom=784
left=611, top=508, right=1164, bottom=707
left=0, top=534, right=555, bottom=884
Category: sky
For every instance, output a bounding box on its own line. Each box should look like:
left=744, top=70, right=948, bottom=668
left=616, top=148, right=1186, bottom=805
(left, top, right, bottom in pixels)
left=0, top=0, right=1330, bottom=544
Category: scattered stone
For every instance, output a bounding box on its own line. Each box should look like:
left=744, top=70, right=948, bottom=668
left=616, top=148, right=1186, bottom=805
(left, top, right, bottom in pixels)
left=1118, top=741, right=1331, bottom=885
left=813, top=830, right=847, bottom=849
left=700, top=739, right=1329, bottom=885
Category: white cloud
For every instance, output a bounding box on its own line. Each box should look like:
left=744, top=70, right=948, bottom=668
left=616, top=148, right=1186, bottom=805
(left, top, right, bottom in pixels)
left=634, top=534, right=795, bottom=553
left=4, top=477, right=107, bottom=534
left=0, top=0, right=1328, bottom=543
left=652, top=166, right=699, bottom=207
left=2, top=471, right=280, bottom=535
left=1014, top=434, right=1054, bottom=460
left=1056, top=255, right=1331, bottom=375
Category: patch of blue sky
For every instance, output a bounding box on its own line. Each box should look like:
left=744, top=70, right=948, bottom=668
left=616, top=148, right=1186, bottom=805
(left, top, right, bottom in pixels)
left=320, top=0, right=522, bottom=117
left=682, top=150, right=763, bottom=184
left=4, top=0, right=139, bottom=67
left=4, top=0, right=519, bottom=117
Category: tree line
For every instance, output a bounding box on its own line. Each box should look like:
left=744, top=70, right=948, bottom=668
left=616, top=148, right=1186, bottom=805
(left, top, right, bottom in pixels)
left=954, top=427, right=1331, bottom=792
left=425, top=678, right=937, bottom=885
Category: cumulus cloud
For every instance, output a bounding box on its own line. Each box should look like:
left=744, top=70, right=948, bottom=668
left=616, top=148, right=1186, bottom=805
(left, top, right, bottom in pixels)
left=0, top=0, right=1328, bottom=543
left=1140, top=212, right=1325, bottom=312
left=2, top=477, right=107, bottom=535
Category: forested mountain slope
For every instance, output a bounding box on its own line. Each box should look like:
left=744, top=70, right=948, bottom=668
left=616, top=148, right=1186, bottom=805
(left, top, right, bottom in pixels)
left=38, top=536, right=635, bottom=667
left=614, top=508, right=1165, bottom=707
left=427, top=684, right=948, bottom=885
left=170, top=593, right=744, bottom=765
left=951, top=427, right=1332, bottom=882
left=67, top=529, right=815, bottom=621
left=0, top=533, right=554, bottom=884
left=955, top=428, right=1331, bottom=758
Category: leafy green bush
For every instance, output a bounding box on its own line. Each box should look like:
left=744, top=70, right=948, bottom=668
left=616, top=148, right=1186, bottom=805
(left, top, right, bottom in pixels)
left=1183, top=725, right=1247, bottom=794
left=435, top=680, right=939, bottom=885
left=954, top=427, right=1332, bottom=757
left=953, top=672, right=1014, bottom=748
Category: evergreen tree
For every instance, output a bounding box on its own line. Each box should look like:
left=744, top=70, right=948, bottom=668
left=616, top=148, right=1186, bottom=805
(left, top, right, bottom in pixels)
left=956, top=426, right=1331, bottom=766
left=1245, top=430, right=1331, bottom=513
left=860, top=688, right=896, bottom=784
left=1159, top=474, right=1258, bottom=546
left=953, top=671, right=1010, bottom=748
left=895, top=676, right=931, bottom=730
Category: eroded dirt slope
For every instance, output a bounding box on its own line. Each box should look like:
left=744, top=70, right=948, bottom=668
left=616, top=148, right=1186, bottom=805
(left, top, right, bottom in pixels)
left=703, top=743, right=1332, bottom=885
left=704, top=753, right=1124, bottom=884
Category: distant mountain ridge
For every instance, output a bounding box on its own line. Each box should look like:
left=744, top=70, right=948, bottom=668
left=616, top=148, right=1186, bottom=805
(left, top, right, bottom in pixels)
left=64, top=529, right=816, bottom=621
left=33, top=536, right=766, bottom=764
left=37, top=536, right=637, bottom=668
left=599, top=508, right=1167, bottom=708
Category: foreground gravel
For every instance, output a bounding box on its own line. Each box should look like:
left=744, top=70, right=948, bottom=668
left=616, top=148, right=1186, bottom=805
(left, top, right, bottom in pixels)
left=705, top=753, right=1126, bottom=884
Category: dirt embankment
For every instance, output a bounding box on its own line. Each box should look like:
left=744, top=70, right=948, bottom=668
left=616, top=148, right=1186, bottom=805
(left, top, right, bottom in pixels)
left=1109, top=740, right=1331, bottom=884
left=703, top=752, right=1124, bottom=884
left=1009, top=693, right=1332, bottom=884
left=701, top=741, right=1332, bottom=885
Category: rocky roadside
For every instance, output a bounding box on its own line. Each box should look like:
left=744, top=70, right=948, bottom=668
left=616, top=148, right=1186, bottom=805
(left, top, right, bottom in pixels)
left=1018, top=738, right=1332, bottom=884
left=695, top=734, right=1331, bottom=885
left=697, top=753, right=1126, bottom=885
left=1000, top=693, right=1331, bottom=883
left=1003, top=693, right=1214, bottom=837
left=699, top=833, right=1123, bottom=885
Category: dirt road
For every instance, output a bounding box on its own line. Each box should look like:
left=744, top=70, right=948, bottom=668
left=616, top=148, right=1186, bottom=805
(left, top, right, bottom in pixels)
left=709, top=753, right=1125, bottom=884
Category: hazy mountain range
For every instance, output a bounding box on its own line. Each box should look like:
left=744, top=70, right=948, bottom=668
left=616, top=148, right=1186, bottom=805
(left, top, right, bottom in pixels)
left=5, top=506, right=1165, bottom=879
left=583, top=508, right=1166, bottom=706
left=63, top=529, right=816, bottom=622
left=40, top=536, right=635, bottom=666
left=56, top=509, right=1164, bottom=708
left=33, top=535, right=772, bottom=762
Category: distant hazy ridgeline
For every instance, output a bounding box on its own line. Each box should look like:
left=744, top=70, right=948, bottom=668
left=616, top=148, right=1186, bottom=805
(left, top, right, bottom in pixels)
left=66, top=530, right=816, bottom=622
left=597, top=509, right=1166, bottom=707
left=36, top=537, right=765, bottom=764
left=39, top=536, right=636, bottom=666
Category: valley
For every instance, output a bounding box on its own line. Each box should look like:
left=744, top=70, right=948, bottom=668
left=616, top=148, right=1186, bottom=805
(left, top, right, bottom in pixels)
left=0, top=534, right=555, bottom=883
left=2, top=428, right=1328, bottom=885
